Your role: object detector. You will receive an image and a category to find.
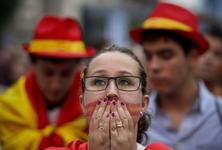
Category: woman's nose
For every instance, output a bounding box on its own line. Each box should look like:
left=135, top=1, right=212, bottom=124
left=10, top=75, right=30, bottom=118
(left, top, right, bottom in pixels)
left=105, top=80, right=119, bottom=98
left=107, top=95, right=118, bottom=101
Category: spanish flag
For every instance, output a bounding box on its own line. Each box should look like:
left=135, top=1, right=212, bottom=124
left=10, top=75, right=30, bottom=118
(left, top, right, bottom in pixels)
left=0, top=71, right=88, bottom=150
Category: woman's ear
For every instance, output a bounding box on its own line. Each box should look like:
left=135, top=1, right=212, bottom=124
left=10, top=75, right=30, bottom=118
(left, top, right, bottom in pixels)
left=142, top=94, right=149, bottom=111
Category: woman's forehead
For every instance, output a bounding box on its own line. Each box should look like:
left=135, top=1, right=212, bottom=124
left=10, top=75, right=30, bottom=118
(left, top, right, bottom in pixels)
left=87, top=52, right=139, bottom=76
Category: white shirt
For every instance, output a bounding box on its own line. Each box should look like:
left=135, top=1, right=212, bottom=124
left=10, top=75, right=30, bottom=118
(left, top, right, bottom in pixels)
left=137, top=143, right=145, bottom=150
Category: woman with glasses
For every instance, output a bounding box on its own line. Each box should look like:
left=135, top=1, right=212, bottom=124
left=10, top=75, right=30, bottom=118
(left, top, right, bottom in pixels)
left=47, top=45, right=171, bottom=150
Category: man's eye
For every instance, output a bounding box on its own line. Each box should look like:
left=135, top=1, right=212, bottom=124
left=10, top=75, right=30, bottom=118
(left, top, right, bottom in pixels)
left=43, top=70, right=54, bottom=77
left=145, top=52, right=152, bottom=61
left=213, top=51, right=222, bottom=58
left=161, top=51, right=173, bottom=60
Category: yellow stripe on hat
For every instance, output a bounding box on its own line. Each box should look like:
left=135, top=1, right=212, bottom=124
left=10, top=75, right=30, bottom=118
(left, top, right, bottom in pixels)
left=143, top=17, right=192, bottom=32
left=29, top=40, right=86, bottom=54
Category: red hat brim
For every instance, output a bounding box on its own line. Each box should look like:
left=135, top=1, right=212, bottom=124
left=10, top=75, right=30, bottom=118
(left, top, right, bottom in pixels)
left=22, top=44, right=95, bottom=58
left=130, top=28, right=209, bottom=55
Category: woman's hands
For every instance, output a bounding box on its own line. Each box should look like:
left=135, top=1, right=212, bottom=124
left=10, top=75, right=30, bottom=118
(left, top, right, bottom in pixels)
left=110, top=100, right=137, bottom=150
left=88, top=98, right=137, bottom=150
left=88, top=98, right=111, bottom=150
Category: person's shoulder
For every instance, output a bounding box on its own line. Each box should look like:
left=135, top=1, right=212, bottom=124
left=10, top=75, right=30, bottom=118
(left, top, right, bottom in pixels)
left=216, top=96, right=222, bottom=104
left=145, top=142, right=172, bottom=150
left=0, top=76, right=35, bottom=121
left=46, top=140, right=88, bottom=150
left=215, top=96, right=222, bottom=114
left=0, top=76, right=26, bottom=98
left=0, top=76, right=27, bottom=105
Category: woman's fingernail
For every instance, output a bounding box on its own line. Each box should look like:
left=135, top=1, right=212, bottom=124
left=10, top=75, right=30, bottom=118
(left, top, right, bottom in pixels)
left=121, top=102, right=125, bottom=106
left=106, top=114, right=109, bottom=118
left=113, top=97, right=118, bottom=102
left=107, top=101, right=110, bottom=105
left=104, top=97, right=108, bottom=102
left=111, top=112, right=115, bottom=117
left=97, top=100, right=101, bottom=105
left=112, top=101, right=116, bottom=105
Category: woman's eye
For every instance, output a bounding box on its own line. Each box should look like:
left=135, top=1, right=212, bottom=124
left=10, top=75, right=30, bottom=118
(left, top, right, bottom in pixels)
left=118, top=79, right=131, bottom=86
left=93, top=79, right=106, bottom=86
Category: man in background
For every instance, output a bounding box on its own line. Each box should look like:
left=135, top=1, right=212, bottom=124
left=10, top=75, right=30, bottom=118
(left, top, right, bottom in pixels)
left=0, top=16, right=95, bottom=150
left=130, top=2, right=222, bottom=150
left=195, top=23, right=222, bottom=97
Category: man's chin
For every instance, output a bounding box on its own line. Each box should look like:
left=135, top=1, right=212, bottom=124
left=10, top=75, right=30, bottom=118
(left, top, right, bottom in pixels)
left=45, top=95, right=64, bottom=104
left=153, top=85, right=167, bottom=92
left=154, top=87, right=173, bottom=96
left=45, top=96, right=65, bottom=109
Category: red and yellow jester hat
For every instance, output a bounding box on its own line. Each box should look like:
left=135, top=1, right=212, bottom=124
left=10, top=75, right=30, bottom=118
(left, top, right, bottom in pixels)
left=130, top=2, right=209, bottom=54
left=23, top=16, right=95, bottom=58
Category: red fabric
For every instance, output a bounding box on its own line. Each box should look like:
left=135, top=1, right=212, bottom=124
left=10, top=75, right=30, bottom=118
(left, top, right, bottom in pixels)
left=149, top=2, right=198, bottom=31
left=33, top=16, right=83, bottom=40
left=25, top=71, right=83, bottom=149
left=46, top=140, right=87, bottom=150
left=46, top=140, right=171, bottom=150
left=145, top=142, right=172, bottom=150
left=67, top=141, right=88, bottom=150
left=40, top=133, right=64, bottom=149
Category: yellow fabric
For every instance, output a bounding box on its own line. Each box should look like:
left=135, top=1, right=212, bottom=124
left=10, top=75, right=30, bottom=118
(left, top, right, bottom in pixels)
left=56, top=116, right=88, bottom=145
left=0, top=77, right=88, bottom=150
left=143, top=17, right=193, bottom=32
left=29, top=40, right=86, bottom=54
left=41, top=125, right=56, bottom=137
left=0, top=77, right=41, bottom=150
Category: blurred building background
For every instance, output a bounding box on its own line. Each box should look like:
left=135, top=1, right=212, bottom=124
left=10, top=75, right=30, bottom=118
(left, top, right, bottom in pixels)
left=0, top=0, right=222, bottom=89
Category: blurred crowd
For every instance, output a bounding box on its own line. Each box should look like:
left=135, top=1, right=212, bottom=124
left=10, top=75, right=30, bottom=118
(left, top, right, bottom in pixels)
left=0, top=46, right=29, bottom=92
left=0, top=0, right=222, bottom=150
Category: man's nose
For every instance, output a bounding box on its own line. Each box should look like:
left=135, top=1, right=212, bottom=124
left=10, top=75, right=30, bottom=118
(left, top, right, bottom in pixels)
left=149, top=57, right=161, bottom=74
left=50, top=76, right=62, bottom=90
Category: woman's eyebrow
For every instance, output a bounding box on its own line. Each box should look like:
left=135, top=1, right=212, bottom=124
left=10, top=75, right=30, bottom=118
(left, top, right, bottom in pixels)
left=90, top=70, right=106, bottom=76
left=118, top=71, right=134, bottom=75
left=89, top=70, right=135, bottom=76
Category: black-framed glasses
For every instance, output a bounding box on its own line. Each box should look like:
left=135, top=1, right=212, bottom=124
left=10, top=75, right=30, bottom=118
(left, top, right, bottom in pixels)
left=83, top=76, right=141, bottom=91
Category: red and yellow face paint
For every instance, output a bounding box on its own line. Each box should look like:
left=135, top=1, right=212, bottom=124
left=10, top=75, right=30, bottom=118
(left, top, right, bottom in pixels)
left=123, top=102, right=142, bottom=118
left=85, top=96, right=143, bottom=120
